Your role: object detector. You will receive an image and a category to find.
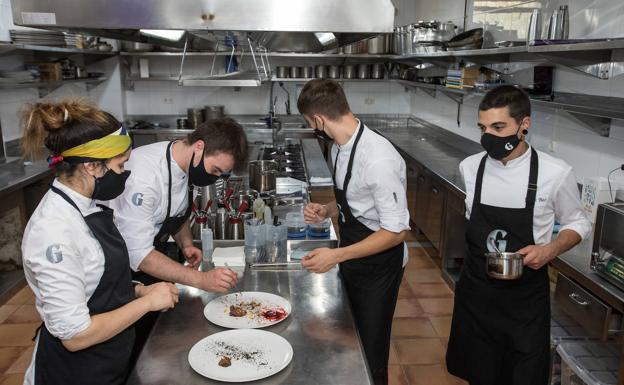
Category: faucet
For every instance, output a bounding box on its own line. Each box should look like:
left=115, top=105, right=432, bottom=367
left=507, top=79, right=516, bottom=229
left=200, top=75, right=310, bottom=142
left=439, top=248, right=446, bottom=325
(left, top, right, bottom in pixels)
left=278, top=82, right=291, bottom=115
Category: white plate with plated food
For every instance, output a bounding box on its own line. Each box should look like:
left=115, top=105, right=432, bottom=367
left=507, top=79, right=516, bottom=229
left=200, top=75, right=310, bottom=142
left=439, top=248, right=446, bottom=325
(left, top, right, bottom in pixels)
left=188, top=329, right=293, bottom=382
left=204, top=291, right=291, bottom=329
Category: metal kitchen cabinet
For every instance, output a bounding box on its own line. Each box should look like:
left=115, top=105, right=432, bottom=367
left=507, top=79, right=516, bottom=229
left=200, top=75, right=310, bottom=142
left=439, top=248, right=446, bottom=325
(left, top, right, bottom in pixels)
left=424, top=176, right=447, bottom=251
left=414, top=168, right=430, bottom=232
left=441, top=188, right=467, bottom=289
left=404, top=156, right=422, bottom=224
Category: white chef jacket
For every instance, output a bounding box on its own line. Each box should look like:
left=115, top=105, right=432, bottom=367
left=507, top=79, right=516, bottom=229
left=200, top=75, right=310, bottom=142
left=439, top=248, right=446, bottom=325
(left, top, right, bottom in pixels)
left=22, top=179, right=107, bottom=384
left=331, top=121, right=411, bottom=265
left=107, top=141, right=189, bottom=271
left=460, top=143, right=592, bottom=246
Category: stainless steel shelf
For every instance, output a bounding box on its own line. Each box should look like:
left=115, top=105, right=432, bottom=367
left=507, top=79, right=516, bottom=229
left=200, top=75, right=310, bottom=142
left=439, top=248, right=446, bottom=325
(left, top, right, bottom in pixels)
left=126, top=72, right=268, bottom=87
left=0, top=76, right=107, bottom=90
left=119, top=51, right=395, bottom=59
left=271, top=77, right=388, bottom=82
left=528, top=39, right=624, bottom=53
left=0, top=43, right=116, bottom=56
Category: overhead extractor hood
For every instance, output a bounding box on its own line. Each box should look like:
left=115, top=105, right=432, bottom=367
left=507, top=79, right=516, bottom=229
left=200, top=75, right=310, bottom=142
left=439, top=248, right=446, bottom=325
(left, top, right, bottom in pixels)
left=10, top=0, right=395, bottom=52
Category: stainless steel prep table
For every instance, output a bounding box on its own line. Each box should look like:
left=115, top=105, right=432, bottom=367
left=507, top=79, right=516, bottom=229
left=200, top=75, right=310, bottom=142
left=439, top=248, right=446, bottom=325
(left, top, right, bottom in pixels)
left=125, top=267, right=373, bottom=385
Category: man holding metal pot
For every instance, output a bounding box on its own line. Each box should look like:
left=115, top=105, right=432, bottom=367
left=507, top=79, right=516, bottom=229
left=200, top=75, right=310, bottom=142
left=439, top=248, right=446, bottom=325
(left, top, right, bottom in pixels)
left=446, top=85, right=591, bottom=385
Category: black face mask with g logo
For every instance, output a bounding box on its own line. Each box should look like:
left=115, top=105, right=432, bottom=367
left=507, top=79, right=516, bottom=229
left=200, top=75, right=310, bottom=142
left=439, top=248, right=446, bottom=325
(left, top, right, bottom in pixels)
left=92, top=168, right=131, bottom=201
left=480, top=125, right=523, bottom=160
left=188, top=151, right=220, bottom=187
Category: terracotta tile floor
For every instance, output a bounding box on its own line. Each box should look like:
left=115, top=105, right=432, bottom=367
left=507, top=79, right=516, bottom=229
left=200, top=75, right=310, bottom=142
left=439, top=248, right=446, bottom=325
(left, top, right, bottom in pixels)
left=0, top=231, right=466, bottom=385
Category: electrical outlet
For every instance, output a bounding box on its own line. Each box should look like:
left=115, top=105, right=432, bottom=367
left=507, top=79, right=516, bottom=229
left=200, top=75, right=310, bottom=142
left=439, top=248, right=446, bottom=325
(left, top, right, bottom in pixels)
left=365, top=97, right=375, bottom=105
left=548, top=140, right=557, bottom=152
left=163, top=97, right=173, bottom=104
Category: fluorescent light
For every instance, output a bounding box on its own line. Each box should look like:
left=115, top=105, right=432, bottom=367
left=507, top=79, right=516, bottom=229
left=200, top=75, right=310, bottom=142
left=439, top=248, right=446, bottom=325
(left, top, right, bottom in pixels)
left=140, top=29, right=185, bottom=41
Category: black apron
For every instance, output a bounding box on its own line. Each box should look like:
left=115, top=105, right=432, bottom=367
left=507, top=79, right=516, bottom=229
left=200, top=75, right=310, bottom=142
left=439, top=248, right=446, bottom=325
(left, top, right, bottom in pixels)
left=130, top=141, right=193, bottom=366
left=446, top=148, right=550, bottom=385
left=334, top=124, right=404, bottom=385
left=34, top=185, right=136, bottom=385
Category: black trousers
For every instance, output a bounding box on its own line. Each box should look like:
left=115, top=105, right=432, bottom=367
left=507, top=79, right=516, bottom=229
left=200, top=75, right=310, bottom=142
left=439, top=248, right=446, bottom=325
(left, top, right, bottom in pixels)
left=340, top=254, right=404, bottom=385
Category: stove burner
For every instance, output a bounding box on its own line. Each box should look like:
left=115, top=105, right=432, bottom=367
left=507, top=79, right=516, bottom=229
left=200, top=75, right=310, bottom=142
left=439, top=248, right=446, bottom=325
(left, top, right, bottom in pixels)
left=260, top=143, right=307, bottom=183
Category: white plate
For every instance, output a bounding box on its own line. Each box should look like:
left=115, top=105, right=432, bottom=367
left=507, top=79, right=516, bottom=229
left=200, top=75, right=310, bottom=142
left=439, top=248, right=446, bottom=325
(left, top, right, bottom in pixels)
left=188, top=329, right=293, bottom=382
left=204, top=291, right=291, bottom=329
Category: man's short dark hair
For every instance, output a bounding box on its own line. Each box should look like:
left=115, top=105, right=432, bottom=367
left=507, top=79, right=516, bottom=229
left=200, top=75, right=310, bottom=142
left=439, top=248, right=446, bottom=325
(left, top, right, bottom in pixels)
left=187, top=117, right=248, bottom=173
left=297, top=79, right=351, bottom=120
left=479, top=85, right=531, bottom=123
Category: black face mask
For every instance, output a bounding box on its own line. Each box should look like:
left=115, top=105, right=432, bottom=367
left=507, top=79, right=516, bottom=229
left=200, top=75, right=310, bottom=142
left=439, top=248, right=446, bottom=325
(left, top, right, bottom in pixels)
left=312, top=117, right=333, bottom=142
left=188, top=151, right=220, bottom=187
left=92, top=168, right=130, bottom=201
left=480, top=125, right=523, bottom=160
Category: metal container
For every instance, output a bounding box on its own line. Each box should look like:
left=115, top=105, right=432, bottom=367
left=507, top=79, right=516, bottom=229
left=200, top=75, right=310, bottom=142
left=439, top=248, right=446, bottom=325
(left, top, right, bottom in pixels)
left=315, top=65, right=327, bottom=78
left=121, top=41, right=154, bottom=52
left=234, top=189, right=257, bottom=212
left=367, top=34, right=387, bottom=54
left=276, top=66, right=289, bottom=79
left=176, top=118, right=188, bottom=129
left=187, top=108, right=204, bottom=129
left=343, top=64, right=356, bottom=79
left=301, top=66, right=314, bottom=79
left=198, top=184, right=216, bottom=213
left=559, top=5, right=570, bottom=40
left=357, top=63, right=370, bottom=79
left=548, top=9, right=560, bottom=39
left=371, top=63, right=385, bottom=79
left=214, top=209, right=228, bottom=240
left=289, top=66, right=301, bottom=79
left=485, top=252, right=524, bottom=280
left=404, top=24, right=415, bottom=55
left=248, top=160, right=278, bottom=193
left=527, top=9, right=542, bottom=43
left=328, top=65, right=340, bottom=79
left=204, top=105, right=224, bottom=120
left=393, top=27, right=401, bottom=54
left=226, top=216, right=244, bottom=240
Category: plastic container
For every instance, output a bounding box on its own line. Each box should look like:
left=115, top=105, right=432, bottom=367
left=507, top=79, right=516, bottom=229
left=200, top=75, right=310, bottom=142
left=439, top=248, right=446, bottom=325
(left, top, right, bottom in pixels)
left=200, top=226, right=214, bottom=264
left=244, top=218, right=266, bottom=264
left=557, top=341, right=620, bottom=385
left=285, top=212, right=307, bottom=238
left=265, top=224, right=288, bottom=263
left=307, top=217, right=331, bottom=238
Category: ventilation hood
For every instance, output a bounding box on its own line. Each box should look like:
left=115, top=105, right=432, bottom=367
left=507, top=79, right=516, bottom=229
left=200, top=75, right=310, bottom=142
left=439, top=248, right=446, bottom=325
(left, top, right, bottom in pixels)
left=10, top=0, right=395, bottom=52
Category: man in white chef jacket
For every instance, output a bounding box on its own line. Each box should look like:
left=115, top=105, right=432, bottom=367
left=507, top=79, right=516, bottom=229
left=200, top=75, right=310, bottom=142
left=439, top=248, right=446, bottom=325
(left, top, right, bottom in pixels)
left=446, top=85, right=592, bottom=385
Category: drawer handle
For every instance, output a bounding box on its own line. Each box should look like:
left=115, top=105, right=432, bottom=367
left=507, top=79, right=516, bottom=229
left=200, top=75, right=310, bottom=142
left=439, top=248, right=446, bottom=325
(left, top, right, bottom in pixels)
left=432, top=187, right=439, bottom=194
left=569, top=292, right=590, bottom=306
left=418, top=176, right=425, bottom=182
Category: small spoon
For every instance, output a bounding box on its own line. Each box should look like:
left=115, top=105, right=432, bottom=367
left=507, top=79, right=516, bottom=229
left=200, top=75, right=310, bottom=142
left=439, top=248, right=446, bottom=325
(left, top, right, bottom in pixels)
left=489, top=238, right=504, bottom=258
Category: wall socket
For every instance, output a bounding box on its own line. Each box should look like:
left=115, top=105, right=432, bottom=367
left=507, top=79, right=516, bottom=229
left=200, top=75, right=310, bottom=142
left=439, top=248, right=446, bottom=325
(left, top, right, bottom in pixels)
left=163, top=97, right=173, bottom=104
left=365, top=97, right=375, bottom=105
left=548, top=140, right=557, bottom=152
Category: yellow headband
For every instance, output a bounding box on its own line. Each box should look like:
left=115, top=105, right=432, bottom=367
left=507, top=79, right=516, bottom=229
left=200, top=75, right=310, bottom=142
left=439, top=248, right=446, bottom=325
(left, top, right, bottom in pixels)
left=61, top=126, right=131, bottom=160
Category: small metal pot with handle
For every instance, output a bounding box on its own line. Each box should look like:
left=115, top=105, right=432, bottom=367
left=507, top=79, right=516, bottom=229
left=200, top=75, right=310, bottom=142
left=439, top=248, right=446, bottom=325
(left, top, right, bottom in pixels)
left=485, top=252, right=525, bottom=280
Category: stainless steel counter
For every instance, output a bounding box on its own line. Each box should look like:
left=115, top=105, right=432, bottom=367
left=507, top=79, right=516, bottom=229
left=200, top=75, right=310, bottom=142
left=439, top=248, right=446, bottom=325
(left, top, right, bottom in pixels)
left=301, top=139, right=333, bottom=187
left=126, top=267, right=372, bottom=385
left=0, top=159, right=52, bottom=198
left=362, top=116, right=482, bottom=195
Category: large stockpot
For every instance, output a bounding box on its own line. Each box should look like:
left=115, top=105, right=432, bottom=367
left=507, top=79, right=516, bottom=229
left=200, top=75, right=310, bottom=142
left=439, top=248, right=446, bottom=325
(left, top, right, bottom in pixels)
left=315, top=65, right=328, bottom=79
left=301, top=66, right=314, bottom=79
left=357, top=64, right=371, bottom=79
left=275, top=66, right=289, bottom=78
left=367, top=34, right=388, bottom=54
left=289, top=66, right=301, bottom=79
left=248, top=160, right=278, bottom=193
left=485, top=252, right=525, bottom=280
left=328, top=65, right=340, bottom=79
left=187, top=108, right=204, bottom=129
left=204, top=105, right=224, bottom=120
left=371, top=63, right=385, bottom=79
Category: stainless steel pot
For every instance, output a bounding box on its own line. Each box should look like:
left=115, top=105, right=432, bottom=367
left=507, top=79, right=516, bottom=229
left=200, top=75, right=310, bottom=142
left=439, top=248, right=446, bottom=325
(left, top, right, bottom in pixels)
left=315, top=65, right=328, bottom=79
left=485, top=252, right=525, bottom=280
left=226, top=216, right=244, bottom=240
left=121, top=41, right=154, bottom=52
left=187, top=108, right=204, bottom=129
left=289, top=66, right=301, bottom=79
left=357, top=64, right=370, bottom=79
left=248, top=160, right=278, bottom=193
left=328, top=65, right=340, bottom=79
left=343, top=64, right=356, bottom=79
left=371, top=63, right=385, bottom=79
left=204, top=105, right=224, bottom=120
left=367, top=34, right=387, bottom=54
left=176, top=118, right=188, bottom=129
left=276, top=66, right=289, bottom=79
left=301, top=66, right=314, bottom=79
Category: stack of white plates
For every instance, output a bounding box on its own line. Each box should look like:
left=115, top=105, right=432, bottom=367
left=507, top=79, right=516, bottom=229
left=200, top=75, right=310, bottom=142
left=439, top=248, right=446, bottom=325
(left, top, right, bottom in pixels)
left=10, top=29, right=66, bottom=46
left=0, top=70, right=37, bottom=83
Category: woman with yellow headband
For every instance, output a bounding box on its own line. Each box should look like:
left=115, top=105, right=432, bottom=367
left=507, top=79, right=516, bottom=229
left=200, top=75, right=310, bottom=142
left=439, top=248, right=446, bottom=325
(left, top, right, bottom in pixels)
left=19, top=99, right=179, bottom=385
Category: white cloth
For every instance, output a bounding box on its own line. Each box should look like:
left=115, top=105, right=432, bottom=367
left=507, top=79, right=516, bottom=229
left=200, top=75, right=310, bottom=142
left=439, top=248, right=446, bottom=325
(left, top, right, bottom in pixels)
left=107, top=141, right=189, bottom=271
left=331, top=121, right=411, bottom=265
left=22, top=179, right=106, bottom=384
left=460, top=144, right=592, bottom=246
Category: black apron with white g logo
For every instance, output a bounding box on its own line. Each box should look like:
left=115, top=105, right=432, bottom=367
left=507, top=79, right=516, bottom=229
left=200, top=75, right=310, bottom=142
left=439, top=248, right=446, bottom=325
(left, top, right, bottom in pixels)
left=333, top=124, right=404, bottom=385
left=34, top=186, right=135, bottom=385
left=446, top=148, right=550, bottom=385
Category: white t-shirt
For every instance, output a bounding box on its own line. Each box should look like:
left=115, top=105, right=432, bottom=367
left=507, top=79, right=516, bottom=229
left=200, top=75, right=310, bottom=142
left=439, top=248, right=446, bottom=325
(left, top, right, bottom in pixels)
left=331, top=121, right=411, bottom=265
left=22, top=179, right=110, bottom=384
left=107, top=141, right=189, bottom=271
left=459, top=144, right=592, bottom=246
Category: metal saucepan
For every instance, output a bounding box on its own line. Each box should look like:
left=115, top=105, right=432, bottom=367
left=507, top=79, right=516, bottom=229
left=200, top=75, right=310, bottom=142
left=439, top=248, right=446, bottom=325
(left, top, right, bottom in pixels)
left=204, top=105, right=225, bottom=120
left=248, top=160, right=278, bottom=193
left=328, top=65, right=340, bottom=79
left=343, top=64, right=357, bottom=79
left=315, top=65, right=328, bottom=79
left=187, top=108, right=204, bottom=130
left=485, top=251, right=525, bottom=280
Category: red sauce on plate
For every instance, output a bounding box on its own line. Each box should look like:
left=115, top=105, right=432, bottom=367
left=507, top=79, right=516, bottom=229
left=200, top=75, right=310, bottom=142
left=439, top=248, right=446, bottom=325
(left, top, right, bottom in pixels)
left=260, top=307, right=288, bottom=322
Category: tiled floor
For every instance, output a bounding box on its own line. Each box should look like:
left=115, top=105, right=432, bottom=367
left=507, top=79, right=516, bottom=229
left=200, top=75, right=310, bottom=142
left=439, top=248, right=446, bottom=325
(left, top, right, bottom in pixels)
left=390, top=230, right=467, bottom=385
left=0, top=231, right=465, bottom=385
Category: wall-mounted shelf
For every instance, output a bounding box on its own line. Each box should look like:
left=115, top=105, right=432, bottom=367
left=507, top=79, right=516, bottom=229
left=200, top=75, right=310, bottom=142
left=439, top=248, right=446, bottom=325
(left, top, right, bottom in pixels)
left=0, top=76, right=107, bottom=97
left=0, top=43, right=117, bottom=56
left=119, top=51, right=394, bottom=59
left=396, top=79, right=624, bottom=137
left=271, top=77, right=388, bottom=83
left=125, top=72, right=268, bottom=87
